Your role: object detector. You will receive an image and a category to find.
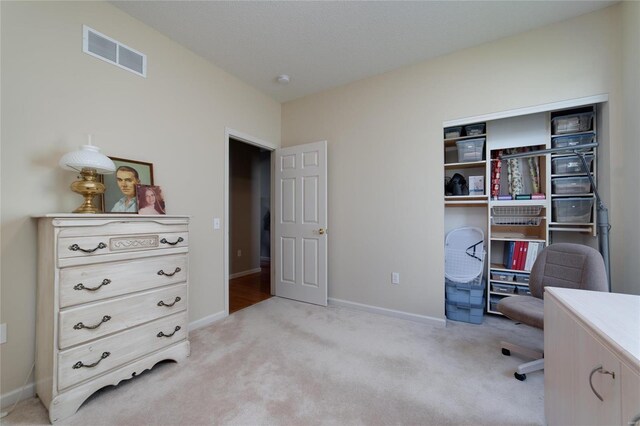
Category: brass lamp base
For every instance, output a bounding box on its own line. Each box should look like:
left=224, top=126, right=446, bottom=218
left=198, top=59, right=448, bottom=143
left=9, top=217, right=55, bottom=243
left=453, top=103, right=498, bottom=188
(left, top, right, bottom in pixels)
left=70, top=168, right=105, bottom=214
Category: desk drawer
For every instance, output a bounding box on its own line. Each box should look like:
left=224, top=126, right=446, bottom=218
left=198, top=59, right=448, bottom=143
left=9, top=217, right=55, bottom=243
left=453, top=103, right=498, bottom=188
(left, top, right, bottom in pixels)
left=57, top=311, right=187, bottom=390
left=59, top=284, right=187, bottom=349
left=60, top=254, right=187, bottom=308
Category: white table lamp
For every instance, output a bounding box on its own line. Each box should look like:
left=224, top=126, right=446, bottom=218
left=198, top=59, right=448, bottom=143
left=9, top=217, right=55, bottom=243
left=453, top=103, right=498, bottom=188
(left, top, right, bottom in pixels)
left=59, top=135, right=116, bottom=213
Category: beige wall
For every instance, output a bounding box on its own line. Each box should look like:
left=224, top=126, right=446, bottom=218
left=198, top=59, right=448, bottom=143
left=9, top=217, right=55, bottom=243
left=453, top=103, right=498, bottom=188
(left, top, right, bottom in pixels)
left=0, top=2, right=280, bottom=397
left=620, top=1, right=640, bottom=295
left=282, top=5, right=632, bottom=319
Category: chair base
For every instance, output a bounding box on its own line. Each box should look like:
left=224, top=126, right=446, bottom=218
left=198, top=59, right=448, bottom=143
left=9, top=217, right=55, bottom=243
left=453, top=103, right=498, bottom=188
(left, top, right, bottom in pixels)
left=501, top=340, right=544, bottom=381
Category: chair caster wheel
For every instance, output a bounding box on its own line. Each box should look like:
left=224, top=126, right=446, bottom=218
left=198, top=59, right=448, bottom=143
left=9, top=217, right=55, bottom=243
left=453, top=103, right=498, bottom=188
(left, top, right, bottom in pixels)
left=502, top=348, right=511, bottom=356
left=514, top=372, right=527, bottom=381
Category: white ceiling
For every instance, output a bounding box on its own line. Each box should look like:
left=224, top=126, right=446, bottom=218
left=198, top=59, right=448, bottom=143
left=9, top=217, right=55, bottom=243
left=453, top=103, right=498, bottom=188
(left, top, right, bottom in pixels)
left=112, top=1, right=616, bottom=103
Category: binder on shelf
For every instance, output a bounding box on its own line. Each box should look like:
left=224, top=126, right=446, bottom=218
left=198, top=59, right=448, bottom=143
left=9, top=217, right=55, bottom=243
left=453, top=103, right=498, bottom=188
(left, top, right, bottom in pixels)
left=519, top=242, right=529, bottom=270
left=524, top=243, right=534, bottom=271
left=524, top=242, right=539, bottom=271
left=512, top=241, right=522, bottom=270
left=503, top=241, right=515, bottom=269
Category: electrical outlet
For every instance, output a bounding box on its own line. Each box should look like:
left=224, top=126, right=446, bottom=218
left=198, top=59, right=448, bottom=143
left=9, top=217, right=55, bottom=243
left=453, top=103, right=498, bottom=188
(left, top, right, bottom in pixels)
left=237, top=249, right=242, bottom=257
left=0, top=323, right=6, bottom=345
left=391, top=272, right=400, bottom=285
left=213, top=218, right=220, bottom=230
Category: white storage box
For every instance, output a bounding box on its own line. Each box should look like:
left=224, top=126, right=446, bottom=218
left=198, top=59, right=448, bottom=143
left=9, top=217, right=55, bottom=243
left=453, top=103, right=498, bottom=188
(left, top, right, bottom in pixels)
left=552, top=176, right=591, bottom=194
left=552, top=112, right=594, bottom=134
left=552, top=198, right=594, bottom=223
left=468, top=176, right=484, bottom=195
left=456, top=138, right=484, bottom=162
left=552, top=154, right=593, bottom=174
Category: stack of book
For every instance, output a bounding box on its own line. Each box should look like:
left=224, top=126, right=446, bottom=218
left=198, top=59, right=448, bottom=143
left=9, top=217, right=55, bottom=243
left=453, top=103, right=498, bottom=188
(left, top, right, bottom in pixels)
left=503, top=241, right=545, bottom=271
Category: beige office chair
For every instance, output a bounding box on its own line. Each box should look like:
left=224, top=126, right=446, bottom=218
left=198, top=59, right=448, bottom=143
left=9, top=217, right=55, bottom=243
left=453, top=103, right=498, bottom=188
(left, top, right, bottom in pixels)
left=498, top=243, right=608, bottom=381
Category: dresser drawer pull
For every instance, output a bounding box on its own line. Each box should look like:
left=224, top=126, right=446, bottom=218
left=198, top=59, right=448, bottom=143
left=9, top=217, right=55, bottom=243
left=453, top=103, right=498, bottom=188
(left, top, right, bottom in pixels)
left=73, top=315, right=112, bottom=330
left=73, top=351, right=111, bottom=369
left=157, top=296, right=181, bottom=307
left=157, top=326, right=181, bottom=338
left=160, top=237, right=184, bottom=246
left=73, top=279, right=111, bottom=292
left=68, top=242, right=107, bottom=253
left=157, top=267, right=181, bottom=277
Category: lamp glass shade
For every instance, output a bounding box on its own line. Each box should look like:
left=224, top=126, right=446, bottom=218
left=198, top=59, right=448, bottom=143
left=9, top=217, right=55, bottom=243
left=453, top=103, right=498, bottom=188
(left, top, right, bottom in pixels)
left=59, top=144, right=116, bottom=174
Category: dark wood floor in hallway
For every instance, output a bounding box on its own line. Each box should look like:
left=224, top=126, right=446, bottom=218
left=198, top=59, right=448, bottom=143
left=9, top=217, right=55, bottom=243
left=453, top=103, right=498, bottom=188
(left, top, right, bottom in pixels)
left=229, top=260, right=272, bottom=313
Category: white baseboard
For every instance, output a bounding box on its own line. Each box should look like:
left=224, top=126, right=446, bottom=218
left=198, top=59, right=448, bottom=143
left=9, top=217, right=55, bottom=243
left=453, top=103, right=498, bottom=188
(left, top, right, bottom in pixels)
left=229, top=267, right=261, bottom=279
left=328, top=298, right=446, bottom=328
left=0, top=382, right=35, bottom=411
left=188, top=310, right=227, bottom=331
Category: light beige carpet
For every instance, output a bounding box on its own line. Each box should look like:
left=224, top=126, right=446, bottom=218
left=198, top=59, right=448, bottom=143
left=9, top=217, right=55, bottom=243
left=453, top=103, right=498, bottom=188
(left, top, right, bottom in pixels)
left=4, top=297, right=544, bottom=425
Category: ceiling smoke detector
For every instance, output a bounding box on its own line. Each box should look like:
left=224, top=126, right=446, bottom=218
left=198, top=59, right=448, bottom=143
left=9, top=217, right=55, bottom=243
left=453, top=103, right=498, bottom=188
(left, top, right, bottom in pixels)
left=276, top=74, right=290, bottom=84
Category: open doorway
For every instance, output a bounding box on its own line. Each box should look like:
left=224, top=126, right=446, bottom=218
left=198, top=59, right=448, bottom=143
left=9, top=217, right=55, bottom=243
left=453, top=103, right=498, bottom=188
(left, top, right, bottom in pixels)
left=228, top=137, right=272, bottom=313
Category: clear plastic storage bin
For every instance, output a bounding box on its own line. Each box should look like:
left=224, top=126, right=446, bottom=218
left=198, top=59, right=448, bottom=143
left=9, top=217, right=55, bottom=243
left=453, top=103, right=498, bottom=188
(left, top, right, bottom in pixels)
left=516, top=286, right=531, bottom=295
left=444, top=126, right=462, bottom=139
left=491, top=271, right=514, bottom=281
left=489, top=295, right=503, bottom=312
left=465, top=123, right=485, bottom=136
left=552, top=176, right=592, bottom=194
left=445, top=300, right=485, bottom=324
left=513, top=273, right=530, bottom=284
left=552, top=154, right=593, bottom=174
left=491, top=283, right=516, bottom=294
left=552, top=198, right=595, bottom=223
left=552, top=112, right=594, bottom=134
left=552, top=133, right=594, bottom=149
left=456, top=138, right=485, bottom=162
left=445, top=279, right=485, bottom=306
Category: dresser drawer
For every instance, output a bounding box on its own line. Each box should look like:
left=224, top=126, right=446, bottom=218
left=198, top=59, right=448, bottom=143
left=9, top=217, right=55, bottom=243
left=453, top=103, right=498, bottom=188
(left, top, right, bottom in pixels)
left=59, top=254, right=188, bottom=308
left=55, top=219, right=188, bottom=238
left=58, top=232, right=188, bottom=261
left=59, top=284, right=187, bottom=349
left=57, top=311, right=187, bottom=390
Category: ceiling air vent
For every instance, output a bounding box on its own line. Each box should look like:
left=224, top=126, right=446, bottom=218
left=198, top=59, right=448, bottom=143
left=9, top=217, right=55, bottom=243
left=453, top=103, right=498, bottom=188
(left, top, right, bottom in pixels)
left=83, top=25, right=146, bottom=77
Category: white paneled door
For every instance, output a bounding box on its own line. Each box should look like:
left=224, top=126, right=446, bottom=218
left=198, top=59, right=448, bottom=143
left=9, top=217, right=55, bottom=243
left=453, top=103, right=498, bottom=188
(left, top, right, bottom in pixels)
left=274, top=141, right=327, bottom=306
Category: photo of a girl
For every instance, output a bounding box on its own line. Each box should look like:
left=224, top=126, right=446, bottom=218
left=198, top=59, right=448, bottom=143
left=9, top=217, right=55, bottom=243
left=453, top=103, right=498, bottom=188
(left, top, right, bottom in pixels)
left=135, top=184, right=166, bottom=215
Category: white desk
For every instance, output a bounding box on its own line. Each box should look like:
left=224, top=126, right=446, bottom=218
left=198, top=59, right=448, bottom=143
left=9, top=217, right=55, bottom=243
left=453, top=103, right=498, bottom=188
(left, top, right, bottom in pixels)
left=544, top=287, right=640, bottom=425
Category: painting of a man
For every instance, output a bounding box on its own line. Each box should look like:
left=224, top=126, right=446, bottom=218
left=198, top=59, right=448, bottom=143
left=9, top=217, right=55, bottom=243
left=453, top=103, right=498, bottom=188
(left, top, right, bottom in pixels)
left=111, top=166, right=140, bottom=212
left=101, top=158, right=153, bottom=213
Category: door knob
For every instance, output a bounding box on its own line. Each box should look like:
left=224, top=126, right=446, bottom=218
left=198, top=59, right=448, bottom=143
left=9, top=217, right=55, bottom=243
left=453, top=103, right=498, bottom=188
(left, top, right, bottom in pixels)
left=318, top=228, right=326, bottom=235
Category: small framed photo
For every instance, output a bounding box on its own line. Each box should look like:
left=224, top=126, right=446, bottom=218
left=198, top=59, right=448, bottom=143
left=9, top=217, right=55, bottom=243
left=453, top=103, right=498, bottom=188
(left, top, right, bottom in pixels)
left=102, top=157, right=154, bottom=213
left=136, top=184, right=166, bottom=215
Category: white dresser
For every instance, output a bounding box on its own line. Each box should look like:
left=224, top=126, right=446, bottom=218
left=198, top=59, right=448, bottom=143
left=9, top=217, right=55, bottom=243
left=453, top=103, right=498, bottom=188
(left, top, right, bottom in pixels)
left=544, top=287, right=640, bottom=426
left=35, top=214, right=191, bottom=423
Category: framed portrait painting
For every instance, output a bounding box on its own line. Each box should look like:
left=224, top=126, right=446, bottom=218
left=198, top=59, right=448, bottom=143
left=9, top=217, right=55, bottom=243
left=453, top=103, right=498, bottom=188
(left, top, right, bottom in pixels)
left=102, top=157, right=154, bottom=213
